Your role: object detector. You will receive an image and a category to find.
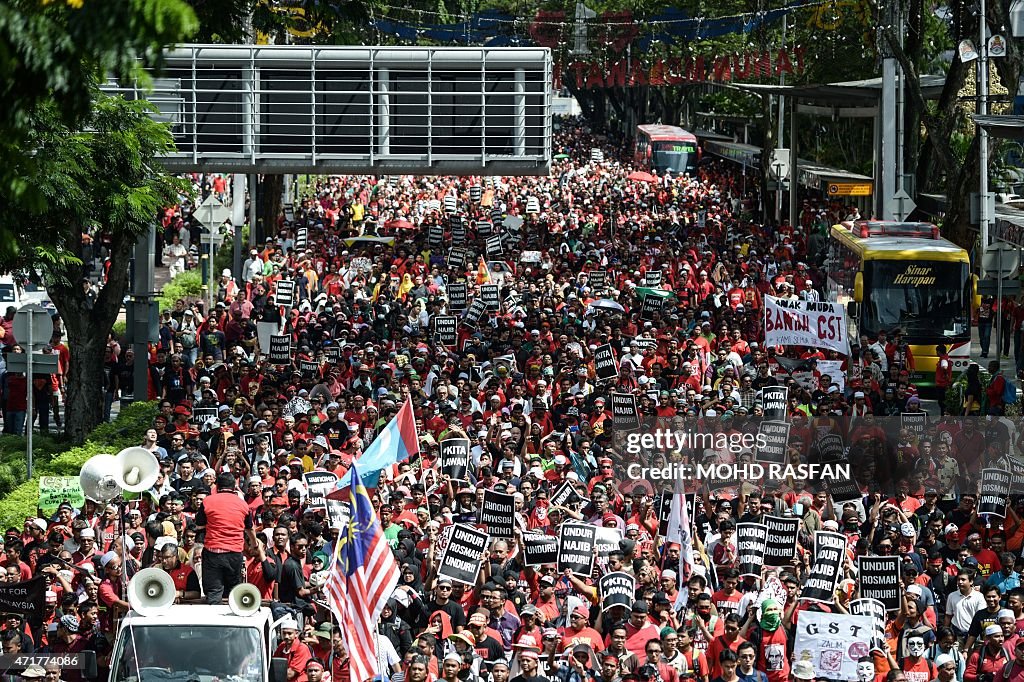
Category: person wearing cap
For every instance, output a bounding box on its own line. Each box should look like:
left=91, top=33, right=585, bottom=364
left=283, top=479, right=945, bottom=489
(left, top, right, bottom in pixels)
left=966, top=623, right=1011, bottom=682
left=425, top=578, right=467, bottom=630
left=274, top=618, right=313, bottom=682
left=559, top=605, right=603, bottom=654
left=17, top=663, right=47, bottom=680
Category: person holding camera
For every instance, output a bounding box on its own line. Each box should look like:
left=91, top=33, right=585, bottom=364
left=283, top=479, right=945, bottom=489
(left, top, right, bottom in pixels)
left=965, top=625, right=1011, bottom=682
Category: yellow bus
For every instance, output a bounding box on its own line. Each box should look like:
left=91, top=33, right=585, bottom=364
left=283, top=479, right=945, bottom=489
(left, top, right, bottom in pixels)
left=827, top=220, right=973, bottom=386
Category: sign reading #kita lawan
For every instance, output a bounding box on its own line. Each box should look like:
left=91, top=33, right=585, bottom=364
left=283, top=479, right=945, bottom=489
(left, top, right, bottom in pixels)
left=559, top=48, right=807, bottom=90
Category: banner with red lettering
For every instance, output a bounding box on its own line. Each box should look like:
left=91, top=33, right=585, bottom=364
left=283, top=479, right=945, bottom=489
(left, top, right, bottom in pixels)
left=763, top=296, right=850, bottom=356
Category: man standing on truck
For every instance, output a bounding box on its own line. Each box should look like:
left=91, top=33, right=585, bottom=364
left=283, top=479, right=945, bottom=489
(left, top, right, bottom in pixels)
left=195, top=472, right=251, bottom=604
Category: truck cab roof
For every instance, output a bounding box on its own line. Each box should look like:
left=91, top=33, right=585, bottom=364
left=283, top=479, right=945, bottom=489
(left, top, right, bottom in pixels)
left=120, top=605, right=275, bottom=627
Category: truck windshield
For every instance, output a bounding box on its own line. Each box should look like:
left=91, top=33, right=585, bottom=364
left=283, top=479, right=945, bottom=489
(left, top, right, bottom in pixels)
left=111, top=625, right=264, bottom=682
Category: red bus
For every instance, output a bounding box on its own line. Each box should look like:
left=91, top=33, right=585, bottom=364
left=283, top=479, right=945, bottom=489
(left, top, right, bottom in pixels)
left=634, top=124, right=700, bottom=175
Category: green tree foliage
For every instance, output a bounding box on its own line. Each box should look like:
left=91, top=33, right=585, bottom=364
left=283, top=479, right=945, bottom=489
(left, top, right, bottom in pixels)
left=0, top=0, right=195, bottom=443
left=0, top=91, right=192, bottom=443
left=0, top=0, right=198, bottom=261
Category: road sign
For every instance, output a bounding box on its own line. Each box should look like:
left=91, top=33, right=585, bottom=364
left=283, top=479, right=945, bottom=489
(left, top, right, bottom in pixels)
left=769, top=149, right=790, bottom=181
left=827, top=182, right=873, bottom=197
left=892, top=189, right=917, bottom=222
left=978, top=279, right=1022, bottom=296
left=192, top=194, right=230, bottom=228
left=13, top=304, right=53, bottom=349
left=4, top=352, right=59, bottom=374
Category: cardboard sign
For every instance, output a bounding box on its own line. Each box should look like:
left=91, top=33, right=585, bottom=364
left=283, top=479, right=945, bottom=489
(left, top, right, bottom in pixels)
left=326, top=497, right=351, bottom=530
left=480, top=284, right=500, bottom=311
left=295, top=226, right=309, bottom=251
left=477, top=220, right=494, bottom=238
left=594, top=526, right=622, bottom=561
left=794, top=610, right=875, bottom=681
left=799, top=531, right=847, bottom=603
left=550, top=481, right=585, bottom=509
left=463, top=298, right=487, bottom=328
left=448, top=247, right=469, bottom=270
left=600, top=571, right=635, bottom=612
left=433, top=315, right=459, bottom=347
left=825, top=467, right=863, bottom=503
left=610, top=392, right=640, bottom=430
left=240, top=431, right=275, bottom=465
left=594, top=344, right=618, bottom=382
left=760, top=386, right=788, bottom=421
left=901, top=412, right=927, bottom=439
left=980, top=468, right=1011, bottom=518
left=849, top=598, right=888, bottom=652
left=303, top=471, right=339, bottom=513
left=485, top=236, right=503, bottom=260
left=756, top=421, right=791, bottom=465
left=857, top=555, right=901, bottom=611
left=189, top=407, right=219, bottom=427
left=764, top=295, right=851, bottom=356
left=299, top=359, right=321, bottom=376
left=444, top=194, right=458, bottom=214
left=763, top=515, right=800, bottom=567
left=447, top=282, right=469, bottom=311
left=438, top=524, right=489, bottom=585
left=557, top=522, right=597, bottom=577
left=324, top=345, right=342, bottom=363
left=469, top=185, right=482, bottom=203
left=657, top=491, right=674, bottom=536
left=736, top=523, right=768, bottom=578
left=522, top=532, right=558, bottom=567
left=428, top=223, right=444, bottom=246
left=640, top=295, right=664, bottom=321
left=0, top=576, right=47, bottom=626
left=38, top=477, right=86, bottom=514
left=274, top=279, right=296, bottom=307
left=479, top=490, right=517, bottom=539
left=814, top=433, right=846, bottom=464
left=644, top=270, right=663, bottom=287
left=588, top=270, right=607, bottom=290
left=525, top=196, right=540, bottom=213
left=439, top=438, right=470, bottom=481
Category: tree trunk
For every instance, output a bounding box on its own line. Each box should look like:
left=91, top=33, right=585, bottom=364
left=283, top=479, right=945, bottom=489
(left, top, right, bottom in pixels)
left=47, top=227, right=136, bottom=444
left=258, top=174, right=284, bottom=245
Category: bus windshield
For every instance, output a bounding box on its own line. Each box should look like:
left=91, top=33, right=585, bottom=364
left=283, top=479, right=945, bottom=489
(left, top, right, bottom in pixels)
left=111, top=625, right=264, bottom=682
left=651, top=142, right=696, bottom=174
left=862, top=260, right=969, bottom=340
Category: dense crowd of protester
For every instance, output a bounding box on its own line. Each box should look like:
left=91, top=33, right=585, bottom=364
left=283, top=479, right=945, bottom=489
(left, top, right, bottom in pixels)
left=0, top=119, right=1021, bottom=682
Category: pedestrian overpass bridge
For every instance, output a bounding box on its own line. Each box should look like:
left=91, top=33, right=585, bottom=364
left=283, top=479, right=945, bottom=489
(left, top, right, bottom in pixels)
left=104, top=45, right=552, bottom=176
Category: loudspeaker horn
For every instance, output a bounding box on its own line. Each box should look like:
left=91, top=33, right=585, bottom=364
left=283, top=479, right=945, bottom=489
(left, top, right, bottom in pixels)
left=79, top=454, right=121, bottom=503
left=127, top=568, right=176, bottom=616
left=114, top=447, right=160, bottom=493
left=228, top=582, right=262, bottom=617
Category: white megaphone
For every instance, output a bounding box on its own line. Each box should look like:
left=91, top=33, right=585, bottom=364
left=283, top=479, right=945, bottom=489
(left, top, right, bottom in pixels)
left=127, top=568, right=177, bottom=615
left=79, top=454, right=121, bottom=503
left=228, top=583, right=263, bottom=617
left=114, top=447, right=160, bottom=493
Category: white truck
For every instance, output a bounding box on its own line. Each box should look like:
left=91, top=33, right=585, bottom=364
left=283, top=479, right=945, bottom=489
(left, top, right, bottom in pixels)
left=107, top=569, right=291, bottom=682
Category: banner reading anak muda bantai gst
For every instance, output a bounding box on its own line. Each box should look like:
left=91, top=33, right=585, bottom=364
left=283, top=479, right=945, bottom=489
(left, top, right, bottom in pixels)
left=764, top=295, right=851, bottom=356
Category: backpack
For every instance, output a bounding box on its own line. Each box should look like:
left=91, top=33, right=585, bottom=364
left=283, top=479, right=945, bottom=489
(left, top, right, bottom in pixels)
left=1003, top=374, right=1018, bottom=404
left=180, top=330, right=196, bottom=349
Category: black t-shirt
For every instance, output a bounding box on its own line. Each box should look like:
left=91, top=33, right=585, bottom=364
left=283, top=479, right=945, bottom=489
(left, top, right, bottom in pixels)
left=425, top=598, right=467, bottom=630
left=278, top=556, right=307, bottom=606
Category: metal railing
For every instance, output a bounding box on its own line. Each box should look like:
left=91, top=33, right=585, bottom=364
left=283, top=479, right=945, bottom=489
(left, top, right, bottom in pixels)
left=104, top=45, right=552, bottom=176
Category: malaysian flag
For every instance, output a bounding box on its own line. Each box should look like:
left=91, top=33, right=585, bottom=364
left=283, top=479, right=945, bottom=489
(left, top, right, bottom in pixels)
left=325, top=463, right=400, bottom=682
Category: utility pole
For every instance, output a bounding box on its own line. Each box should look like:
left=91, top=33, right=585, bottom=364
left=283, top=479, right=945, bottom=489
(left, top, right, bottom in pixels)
left=979, top=0, right=991, bottom=278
